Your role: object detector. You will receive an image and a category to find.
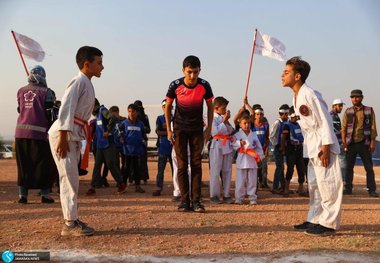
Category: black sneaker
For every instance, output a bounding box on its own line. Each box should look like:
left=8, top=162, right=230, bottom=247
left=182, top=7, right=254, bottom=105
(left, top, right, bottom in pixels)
left=78, top=168, right=88, bottom=176
left=305, top=224, right=335, bottom=236
left=172, top=195, right=181, bottom=202
left=369, top=191, right=379, bottom=197
left=223, top=196, right=234, bottom=204
left=18, top=196, right=27, bottom=204
left=193, top=202, right=206, bottom=213
left=293, top=221, right=318, bottom=231
left=210, top=196, right=222, bottom=204
left=41, top=196, right=55, bottom=204
left=103, top=180, right=110, bottom=188
left=177, top=201, right=191, bottom=212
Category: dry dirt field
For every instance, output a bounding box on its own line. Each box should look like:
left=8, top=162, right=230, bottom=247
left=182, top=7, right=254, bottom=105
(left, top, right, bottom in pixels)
left=0, top=157, right=379, bottom=262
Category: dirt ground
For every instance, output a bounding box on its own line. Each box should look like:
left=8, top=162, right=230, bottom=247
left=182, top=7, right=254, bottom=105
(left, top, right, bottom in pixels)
left=0, top=157, right=379, bottom=262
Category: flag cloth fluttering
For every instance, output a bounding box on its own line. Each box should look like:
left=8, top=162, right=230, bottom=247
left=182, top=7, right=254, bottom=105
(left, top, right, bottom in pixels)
left=254, top=30, right=286, bottom=61
left=12, top=31, right=45, bottom=62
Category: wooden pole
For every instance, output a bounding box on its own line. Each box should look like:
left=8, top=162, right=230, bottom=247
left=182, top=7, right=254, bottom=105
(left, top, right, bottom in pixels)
left=244, top=29, right=258, bottom=98
left=11, top=30, right=29, bottom=76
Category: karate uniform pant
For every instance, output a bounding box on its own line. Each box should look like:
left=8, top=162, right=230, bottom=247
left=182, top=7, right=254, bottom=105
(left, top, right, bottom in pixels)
left=209, top=147, right=233, bottom=198
left=235, top=168, right=258, bottom=201
left=172, top=148, right=191, bottom=197
left=49, top=137, right=81, bottom=221
left=307, top=154, right=343, bottom=229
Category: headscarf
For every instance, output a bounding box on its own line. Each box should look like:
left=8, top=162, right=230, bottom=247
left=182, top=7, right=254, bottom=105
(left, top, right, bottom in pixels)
left=28, top=65, right=47, bottom=87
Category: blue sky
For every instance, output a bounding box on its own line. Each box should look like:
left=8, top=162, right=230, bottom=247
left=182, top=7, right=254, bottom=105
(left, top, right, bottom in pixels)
left=1, top=0, right=379, bottom=140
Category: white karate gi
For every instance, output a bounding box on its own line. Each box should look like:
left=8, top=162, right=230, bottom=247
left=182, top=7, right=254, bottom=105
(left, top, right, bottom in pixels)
left=293, top=83, right=343, bottom=229
left=209, top=113, right=234, bottom=198
left=49, top=72, right=95, bottom=221
left=233, top=130, right=264, bottom=202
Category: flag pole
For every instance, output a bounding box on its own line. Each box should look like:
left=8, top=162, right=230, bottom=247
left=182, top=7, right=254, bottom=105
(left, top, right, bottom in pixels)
left=11, top=30, right=29, bottom=76
left=244, top=28, right=258, bottom=98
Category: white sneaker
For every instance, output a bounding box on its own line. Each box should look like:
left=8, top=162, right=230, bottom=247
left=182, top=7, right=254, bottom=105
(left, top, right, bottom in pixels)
left=235, top=199, right=243, bottom=205
left=61, top=219, right=95, bottom=236
left=249, top=200, right=258, bottom=205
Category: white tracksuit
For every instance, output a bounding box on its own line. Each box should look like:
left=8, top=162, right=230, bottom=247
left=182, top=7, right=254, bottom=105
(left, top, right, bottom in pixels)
left=233, top=130, right=264, bottom=202
left=293, top=83, right=343, bottom=230
left=209, top=113, right=234, bottom=198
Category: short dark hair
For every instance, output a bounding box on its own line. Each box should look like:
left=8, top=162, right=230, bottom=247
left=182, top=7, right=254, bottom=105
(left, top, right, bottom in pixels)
left=128, top=103, right=138, bottom=111
left=183, top=55, right=201, bottom=69
left=213, top=96, right=229, bottom=108
left=240, top=115, right=251, bottom=123
left=109, top=106, right=119, bottom=113
left=286, top=56, right=310, bottom=83
left=76, top=46, right=103, bottom=69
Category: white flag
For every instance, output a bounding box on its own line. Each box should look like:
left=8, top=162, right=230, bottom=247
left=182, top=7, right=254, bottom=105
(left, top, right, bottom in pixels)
left=12, top=31, right=45, bottom=62
left=254, top=30, right=286, bottom=61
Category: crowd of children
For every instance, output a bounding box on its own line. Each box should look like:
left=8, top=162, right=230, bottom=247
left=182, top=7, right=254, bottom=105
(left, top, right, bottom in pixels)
left=85, top=94, right=309, bottom=209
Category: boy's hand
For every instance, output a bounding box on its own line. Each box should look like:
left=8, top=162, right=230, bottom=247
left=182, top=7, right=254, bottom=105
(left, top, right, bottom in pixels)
left=223, top=110, right=231, bottom=123
left=203, top=127, right=211, bottom=142
left=167, top=129, right=174, bottom=144
left=319, top=145, right=330, bottom=167
left=56, top=130, right=69, bottom=159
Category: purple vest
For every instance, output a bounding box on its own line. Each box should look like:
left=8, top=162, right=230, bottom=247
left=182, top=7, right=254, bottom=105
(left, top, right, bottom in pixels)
left=345, top=106, right=372, bottom=146
left=15, top=84, right=49, bottom=140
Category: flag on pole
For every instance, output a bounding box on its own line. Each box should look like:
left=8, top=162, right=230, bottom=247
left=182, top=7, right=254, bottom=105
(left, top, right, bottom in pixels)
left=254, top=30, right=286, bottom=61
left=12, top=31, right=45, bottom=62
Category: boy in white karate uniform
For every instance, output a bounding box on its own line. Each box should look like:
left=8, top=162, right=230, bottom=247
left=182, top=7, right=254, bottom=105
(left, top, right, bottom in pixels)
left=49, top=46, right=103, bottom=236
left=209, top=96, right=234, bottom=204
left=233, top=115, right=264, bottom=205
left=282, top=56, right=343, bottom=236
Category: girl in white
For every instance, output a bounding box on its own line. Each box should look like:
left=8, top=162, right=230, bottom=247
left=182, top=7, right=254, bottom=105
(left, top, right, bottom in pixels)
left=233, top=115, right=264, bottom=205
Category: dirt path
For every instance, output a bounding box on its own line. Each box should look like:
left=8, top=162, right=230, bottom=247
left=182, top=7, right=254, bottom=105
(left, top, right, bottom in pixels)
left=1, top=158, right=379, bottom=262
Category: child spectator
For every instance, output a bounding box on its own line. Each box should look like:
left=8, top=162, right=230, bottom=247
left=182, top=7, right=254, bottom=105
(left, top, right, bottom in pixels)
left=233, top=115, right=264, bottom=205
left=121, top=103, right=146, bottom=193
left=152, top=100, right=173, bottom=196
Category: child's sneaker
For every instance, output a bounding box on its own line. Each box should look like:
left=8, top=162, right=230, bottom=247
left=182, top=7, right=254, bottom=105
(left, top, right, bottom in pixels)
left=223, top=196, right=234, bottom=204
left=135, top=185, right=145, bottom=193
left=249, top=200, right=257, bottom=205
left=235, top=199, right=243, bottom=205
left=117, top=184, right=127, bottom=194
left=210, top=196, right=222, bottom=204
left=61, top=220, right=95, bottom=237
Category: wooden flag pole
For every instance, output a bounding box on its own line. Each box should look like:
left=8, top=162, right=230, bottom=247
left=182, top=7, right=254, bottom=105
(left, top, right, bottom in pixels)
left=11, top=30, right=29, bottom=76
left=244, top=28, right=258, bottom=98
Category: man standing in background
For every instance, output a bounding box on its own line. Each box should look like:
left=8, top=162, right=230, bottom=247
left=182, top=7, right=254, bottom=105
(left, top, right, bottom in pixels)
left=341, top=89, right=378, bottom=197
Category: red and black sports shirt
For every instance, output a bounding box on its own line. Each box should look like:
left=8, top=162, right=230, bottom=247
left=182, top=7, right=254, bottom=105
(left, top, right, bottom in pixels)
left=166, top=77, right=214, bottom=132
